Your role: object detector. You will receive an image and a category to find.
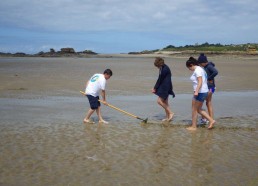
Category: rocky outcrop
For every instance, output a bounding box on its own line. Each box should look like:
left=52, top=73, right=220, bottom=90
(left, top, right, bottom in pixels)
left=60, top=48, right=75, bottom=53
left=0, top=47, right=99, bottom=57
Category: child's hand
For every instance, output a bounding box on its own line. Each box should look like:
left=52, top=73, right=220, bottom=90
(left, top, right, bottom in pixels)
left=151, top=89, right=156, bottom=93
left=102, top=100, right=108, bottom=105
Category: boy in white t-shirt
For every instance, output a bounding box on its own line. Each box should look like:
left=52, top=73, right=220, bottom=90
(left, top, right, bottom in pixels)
left=84, top=69, right=112, bottom=124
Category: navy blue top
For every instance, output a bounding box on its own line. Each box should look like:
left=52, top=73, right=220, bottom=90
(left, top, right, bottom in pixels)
left=203, top=62, right=218, bottom=88
left=154, top=64, right=175, bottom=100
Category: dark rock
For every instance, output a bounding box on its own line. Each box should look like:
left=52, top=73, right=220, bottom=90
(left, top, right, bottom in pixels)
left=60, top=48, right=75, bottom=53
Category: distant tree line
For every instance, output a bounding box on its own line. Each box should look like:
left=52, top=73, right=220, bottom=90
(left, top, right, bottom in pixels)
left=163, top=42, right=258, bottom=52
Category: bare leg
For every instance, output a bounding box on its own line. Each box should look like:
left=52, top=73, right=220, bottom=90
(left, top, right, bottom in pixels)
left=96, top=106, right=108, bottom=124
left=96, top=106, right=103, bottom=121
left=165, top=98, right=174, bottom=121
left=162, top=98, right=169, bottom=119
left=187, top=99, right=198, bottom=130
left=197, top=101, right=216, bottom=129
left=187, top=99, right=216, bottom=130
left=206, top=92, right=214, bottom=118
left=84, top=109, right=95, bottom=123
left=157, top=97, right=174, bottom=121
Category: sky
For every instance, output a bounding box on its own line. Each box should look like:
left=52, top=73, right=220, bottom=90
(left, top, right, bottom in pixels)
left=0, top=0, right=258, bottom=54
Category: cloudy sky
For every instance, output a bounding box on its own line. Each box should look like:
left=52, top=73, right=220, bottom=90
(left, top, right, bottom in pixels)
left=0, top=0, right=258, bottom=54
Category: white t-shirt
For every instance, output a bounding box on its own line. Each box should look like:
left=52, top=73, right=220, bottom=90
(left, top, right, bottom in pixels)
left=85, top=74, right=106, bottom=97
left=190, top=66, right=208, bottom=93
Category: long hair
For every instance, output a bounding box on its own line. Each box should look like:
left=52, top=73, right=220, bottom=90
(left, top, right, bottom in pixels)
left=186, top=57, right=198, bottom=67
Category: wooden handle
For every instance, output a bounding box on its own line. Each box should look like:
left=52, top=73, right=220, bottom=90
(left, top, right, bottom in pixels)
left=98, top=99, right=138, bottom=119
left=80, top=91, right=86, bottom=95
left=80, top=91, right=138, bottom=119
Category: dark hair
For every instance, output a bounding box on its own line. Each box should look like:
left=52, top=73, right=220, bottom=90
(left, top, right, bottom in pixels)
left=154, top=57, right=164, bottom=67
left=186, top=57, right=199, bottom=67
left=104, top=69, right=113, bottom=76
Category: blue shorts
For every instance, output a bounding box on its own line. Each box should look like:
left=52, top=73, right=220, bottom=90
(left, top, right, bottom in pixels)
left=193, top=92, right=208, bottom=102
left=209, top=87, right=216, bottom=93
left=87, top=95, right=100, bottom=110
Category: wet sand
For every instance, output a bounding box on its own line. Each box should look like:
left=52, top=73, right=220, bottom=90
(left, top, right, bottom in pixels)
left=0, top=56, right=258, bottom=185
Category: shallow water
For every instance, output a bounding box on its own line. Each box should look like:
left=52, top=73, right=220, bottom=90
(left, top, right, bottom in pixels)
left=0, top=92, right=258, bottom=186
left=0, top=57, right=258, bottom=185
left=0, top=122, right=257, bottom=186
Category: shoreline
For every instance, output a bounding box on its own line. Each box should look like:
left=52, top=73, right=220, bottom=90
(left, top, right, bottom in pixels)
left=1, top=56, right=258, bottom=97
left=1, top=89, right=258, bottom=129
left=1, top=52, right=258, bottom=59
left=1, top=90, right=258, bottom=126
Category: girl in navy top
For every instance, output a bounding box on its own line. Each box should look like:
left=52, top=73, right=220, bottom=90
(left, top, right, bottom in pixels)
left=152, top=57, right=175, bottom=122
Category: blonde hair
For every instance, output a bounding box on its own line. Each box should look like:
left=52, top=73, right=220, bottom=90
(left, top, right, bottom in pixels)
left=154, top=57, right=164, bottom=67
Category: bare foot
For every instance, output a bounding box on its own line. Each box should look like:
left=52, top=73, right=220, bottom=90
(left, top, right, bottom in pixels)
left=167, top=113, right=174, bottom=122
left=83, top=119, right=95, bottom=124
left=162, top=118, right=168, bottom=122
left=186, top=126, right=197, bottom=131
left=208, top=120, right=216, bottom=129
left=99, top=120, right=109, bottom=124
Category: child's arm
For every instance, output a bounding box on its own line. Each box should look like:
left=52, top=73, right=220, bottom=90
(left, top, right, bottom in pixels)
left=195, top=76, right=203, bottom=96
left=101, top=90, right=107, bottom=105
left=207, top=65, right=218, bottom=80
left=85, top=81, right=89, bottom=89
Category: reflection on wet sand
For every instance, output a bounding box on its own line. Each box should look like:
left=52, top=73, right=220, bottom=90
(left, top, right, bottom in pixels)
left=84, top=123, right=111, bottom=171
left=188, top=130, right=214, bottom=185
left=0, top=120, right=257, bottom=185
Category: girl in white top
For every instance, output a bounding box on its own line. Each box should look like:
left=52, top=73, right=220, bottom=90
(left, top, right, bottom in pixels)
left=186, top=57, right=216, bottom=130
left=190, top=66, right=208, bottom=93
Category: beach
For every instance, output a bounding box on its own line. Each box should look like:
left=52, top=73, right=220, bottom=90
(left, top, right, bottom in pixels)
left=0, top=55, right=258, bottom=185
